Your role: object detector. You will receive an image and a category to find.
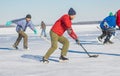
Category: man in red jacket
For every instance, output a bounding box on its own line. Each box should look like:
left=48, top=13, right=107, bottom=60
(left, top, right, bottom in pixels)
left=42, top=8, right=80, bottom=63
left=116, top=9, right=120, bottom=30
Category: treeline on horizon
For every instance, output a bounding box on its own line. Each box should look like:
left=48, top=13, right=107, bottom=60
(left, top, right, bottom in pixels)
left=0, top=20, right=101, bottom=28
left=73, top=20, right=101, bottom=25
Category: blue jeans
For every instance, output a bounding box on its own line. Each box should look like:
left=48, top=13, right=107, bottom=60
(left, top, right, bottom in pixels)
left=41, top=29, right=47, bottom=37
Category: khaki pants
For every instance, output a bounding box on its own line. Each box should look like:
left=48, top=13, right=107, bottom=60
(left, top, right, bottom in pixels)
left=13, top=31, right=28, bottom=48
left=44, top=30, right=69, bottom=59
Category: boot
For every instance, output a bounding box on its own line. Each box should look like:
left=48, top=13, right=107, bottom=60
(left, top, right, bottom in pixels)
left=108, top=40, right=114, bottom=44
left=59, top=55, right=69, bottom=61
left=97, top=36, right=102, bottom=42
left=103, top=40, right=108, bottom=44
left=42, top=57, right=49, bottom=64
left=23, top=46, right=29, bottom=51
left=13, top=45, right=18, bottom=49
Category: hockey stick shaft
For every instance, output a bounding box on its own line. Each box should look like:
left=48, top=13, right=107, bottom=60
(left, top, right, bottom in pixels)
left=79, top=43, right=92, bottom=57
left=79, top=43, right=99, bottom=57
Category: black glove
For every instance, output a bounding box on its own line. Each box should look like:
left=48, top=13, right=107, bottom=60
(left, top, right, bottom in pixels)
left=75, top=39, right=80, bottom=45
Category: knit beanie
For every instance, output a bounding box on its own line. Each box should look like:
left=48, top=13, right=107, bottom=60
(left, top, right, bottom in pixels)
left=109, top=12, right=113, bottom=16
left=26, top=14, right=31, bottom=18
left=68, top=8, right=76, bottom=15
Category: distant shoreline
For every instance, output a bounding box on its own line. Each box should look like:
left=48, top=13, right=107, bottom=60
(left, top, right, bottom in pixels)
left=0, top=21, right=101, bottom=28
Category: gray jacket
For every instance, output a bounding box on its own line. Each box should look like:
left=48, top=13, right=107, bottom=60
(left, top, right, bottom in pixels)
left=12, top=18, right=35, bottom=32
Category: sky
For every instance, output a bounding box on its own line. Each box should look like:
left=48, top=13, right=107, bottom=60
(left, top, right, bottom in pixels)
left=0, top=0, right=120, bottom=25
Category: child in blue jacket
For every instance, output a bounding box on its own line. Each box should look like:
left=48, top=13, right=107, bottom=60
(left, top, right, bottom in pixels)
left=98, top=12, right=116, bottom=44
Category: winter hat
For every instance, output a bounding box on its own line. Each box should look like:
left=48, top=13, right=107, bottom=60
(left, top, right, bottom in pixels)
left=26, top=14, right=31, bottom=18
left=109, top=12, right=113, bottom=16
left=68, top=8, right=76, bottom=15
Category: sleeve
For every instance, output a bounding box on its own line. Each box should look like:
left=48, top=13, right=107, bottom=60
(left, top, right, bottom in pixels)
left=28, top=21, right=35, bottom=31
left=100, top=17, right=109, bottom=30
left=11, top=18, right=25, bottom=24
left=68, top=28, right=78, bottom=40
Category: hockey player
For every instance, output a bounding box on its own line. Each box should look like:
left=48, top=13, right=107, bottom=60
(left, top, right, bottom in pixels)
left=6, top=14, right=37, bottom=50
left=116, top=9, right=120, bottom=30
left=42, top=8, right=80, bottom=63
left=97, top=12, right=116, bottom=44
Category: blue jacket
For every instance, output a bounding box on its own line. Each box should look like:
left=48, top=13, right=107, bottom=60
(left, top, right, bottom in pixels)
left=100, top=16, right=116, bottom=30
left=11, top=18, right=35, bottom=32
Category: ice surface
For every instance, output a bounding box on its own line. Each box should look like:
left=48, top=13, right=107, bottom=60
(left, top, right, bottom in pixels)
left=0, top=24, right=120, bottom=76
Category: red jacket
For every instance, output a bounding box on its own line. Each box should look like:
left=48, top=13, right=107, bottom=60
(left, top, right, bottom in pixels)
left=116, top=10, right=120, bottom=26
left=51, top=14, right=77, bottom=39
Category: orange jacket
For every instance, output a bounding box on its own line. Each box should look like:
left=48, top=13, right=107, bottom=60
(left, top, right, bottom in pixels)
left=51, top=14, right=77, bottom=39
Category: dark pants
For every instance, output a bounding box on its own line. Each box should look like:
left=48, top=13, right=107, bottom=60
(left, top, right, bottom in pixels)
left=98, top=28, right=115, bottom=43
left=13, top=31, right=28, bottom=48
left=99, top=30, right=107, bottom=39
left=104, top=28, right=115, bottom=43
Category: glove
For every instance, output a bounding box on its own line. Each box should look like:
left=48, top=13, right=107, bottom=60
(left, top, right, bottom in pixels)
left=6, top=21, right=12, bottom=26
left=104, top=21, right=109, bottom=28
left=33, top=29, right=37, bottom=34
left=75, top=39, right=80, bottom=45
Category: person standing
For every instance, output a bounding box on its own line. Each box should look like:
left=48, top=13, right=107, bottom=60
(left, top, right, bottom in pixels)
left=97, top=12, right=116, bottom=44
left=42, top=8, right=80, bottom=63
left=116, top=9, right=120, bottom=30
left=40, top=21, right=47, bottom=37
left=6, top=14, right=37, bottom=50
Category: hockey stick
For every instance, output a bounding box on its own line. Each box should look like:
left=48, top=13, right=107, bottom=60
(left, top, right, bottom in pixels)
left=40, top=36, right=99, bottom=58
left=59, top=43, right=99, bottom=58
left=79, top=43, right=99, bottom=58
left=59, top=43, right=98, bottom=58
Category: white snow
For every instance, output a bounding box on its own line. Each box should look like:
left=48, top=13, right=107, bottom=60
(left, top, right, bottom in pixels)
left=0, top=24, right=120, bottom=76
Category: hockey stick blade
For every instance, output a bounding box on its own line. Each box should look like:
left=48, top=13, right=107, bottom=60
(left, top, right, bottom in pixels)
left=89, top=55, right=99, bottom=58
left=59, top=47, right=99, bottom=58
